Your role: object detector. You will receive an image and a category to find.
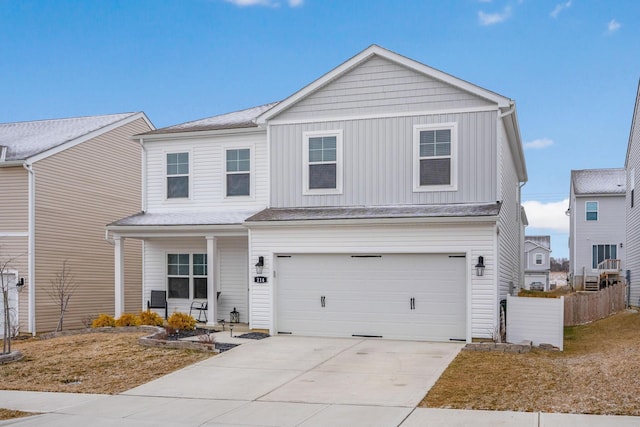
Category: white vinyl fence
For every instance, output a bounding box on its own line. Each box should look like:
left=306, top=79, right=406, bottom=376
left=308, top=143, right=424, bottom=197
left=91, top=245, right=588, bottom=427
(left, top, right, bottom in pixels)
left=506, top=295, right=564, bottom=351
left=0, top=272, right=18, bottom=339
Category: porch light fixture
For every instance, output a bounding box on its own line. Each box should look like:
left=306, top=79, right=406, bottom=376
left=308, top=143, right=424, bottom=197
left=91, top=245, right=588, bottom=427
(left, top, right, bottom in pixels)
left=255, top=256, right=264, bottom=275
left=475, top=256, right=486, bottom=277
left=16, top=277, right=25, bottom=293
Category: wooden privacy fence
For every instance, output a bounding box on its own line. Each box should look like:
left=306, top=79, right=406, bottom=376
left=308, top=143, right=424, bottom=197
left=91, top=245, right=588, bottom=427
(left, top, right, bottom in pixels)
left=564, top=283, right=627, bottom=326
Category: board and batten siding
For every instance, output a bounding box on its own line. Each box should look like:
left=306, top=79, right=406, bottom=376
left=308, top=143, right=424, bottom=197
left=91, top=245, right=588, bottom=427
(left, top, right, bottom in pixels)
left=275, top=56, right=494, bottom=121
left=628, top=95, right=640, bottom=306
left=145, top=131, right=268, bottom=213
left=270, top=111, right=497, bottom=207
left=573, top=195, right=626, bottom=281
left=32, top=117, right=149, bottom=332
left=249, top=222, right=497, bottom=339
left=143, top=237, right=248, bottom=322
left=0, top=167, right=28, bottom=231
left=497, top=120, right=522, bottom=301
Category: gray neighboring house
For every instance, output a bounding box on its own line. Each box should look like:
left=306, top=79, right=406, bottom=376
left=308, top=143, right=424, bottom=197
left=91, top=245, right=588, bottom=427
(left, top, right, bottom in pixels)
left=568, top=168, right=626, bottom=290
left=523, top=235, right=551, bottom=291
left=625, top=81, right=640, bottom=307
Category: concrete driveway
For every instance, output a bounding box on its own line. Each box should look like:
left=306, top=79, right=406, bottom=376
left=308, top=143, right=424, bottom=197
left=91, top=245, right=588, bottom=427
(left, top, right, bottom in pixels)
left=116, top=335, right=461, bottom=425
left=125, top=336, right=461, bottom=406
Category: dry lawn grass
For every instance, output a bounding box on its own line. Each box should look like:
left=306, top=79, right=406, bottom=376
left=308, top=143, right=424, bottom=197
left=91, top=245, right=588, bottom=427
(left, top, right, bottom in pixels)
left=421, top=310, right=640, bottom=415
left=0, top=409, right=36, bottom=420
left=0, top=331, right=212, bottom=394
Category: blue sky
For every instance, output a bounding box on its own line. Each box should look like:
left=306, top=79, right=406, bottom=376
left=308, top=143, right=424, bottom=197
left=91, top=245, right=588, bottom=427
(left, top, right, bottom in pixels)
left=2, top=0, right=639, bottom=258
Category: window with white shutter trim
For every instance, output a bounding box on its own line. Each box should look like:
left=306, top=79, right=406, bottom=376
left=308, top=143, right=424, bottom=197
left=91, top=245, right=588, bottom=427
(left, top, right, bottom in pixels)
left=413, top=123, right=457, bottom=191
left=303, top=130, right=343, bottom=195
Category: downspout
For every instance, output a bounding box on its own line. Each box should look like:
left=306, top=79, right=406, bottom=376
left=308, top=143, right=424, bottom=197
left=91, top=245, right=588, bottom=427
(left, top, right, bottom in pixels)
left=22, top=162, right=36, bottom=336
left=138, top=137, right=147, bottom=213
left=519, top=181, right=527, bottom=293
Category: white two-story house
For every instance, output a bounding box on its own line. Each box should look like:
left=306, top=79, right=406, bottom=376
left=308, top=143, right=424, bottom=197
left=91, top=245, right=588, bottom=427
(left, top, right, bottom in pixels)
left=523, top=235, right=551, bottom=291
left=108, top=45, right=527, bottom=342
left=568, top=168, right=626, bottom=290
left=625, top=81, right=640, bottom=307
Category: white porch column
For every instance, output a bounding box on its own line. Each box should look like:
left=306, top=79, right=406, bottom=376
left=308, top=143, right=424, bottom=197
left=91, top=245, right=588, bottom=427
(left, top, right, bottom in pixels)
left=206, top=236, right=217, bottom=326
left=114, top=235, right=125, bottom=318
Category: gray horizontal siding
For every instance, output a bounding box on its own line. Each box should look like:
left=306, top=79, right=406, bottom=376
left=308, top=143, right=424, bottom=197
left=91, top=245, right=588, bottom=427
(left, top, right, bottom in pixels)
left=628, top=91, right=640, bottom=307
left=270, top=111, right=498, bottom=207
left=276, top=56, right=494, bottom=121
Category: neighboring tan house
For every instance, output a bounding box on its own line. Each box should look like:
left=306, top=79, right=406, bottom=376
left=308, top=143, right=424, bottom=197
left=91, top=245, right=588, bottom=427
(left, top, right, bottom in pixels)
left=625, top=81, right=640, bottom=307
left=108, top=45, right=527, bottom=342
left=0, top=112, right=153, bottom=335
left=568, top=168, right=626, bottom=291
left=523, top=235, right=551, bottom=291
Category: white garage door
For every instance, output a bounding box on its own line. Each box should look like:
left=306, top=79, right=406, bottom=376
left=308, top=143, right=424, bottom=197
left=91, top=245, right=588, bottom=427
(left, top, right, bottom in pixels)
left=275, top=253, right=466, bottom=341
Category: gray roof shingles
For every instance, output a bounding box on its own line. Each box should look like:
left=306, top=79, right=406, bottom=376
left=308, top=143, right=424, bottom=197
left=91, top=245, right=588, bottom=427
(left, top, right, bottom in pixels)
left=245, top=203, right=502, bottom=222
left=571, top=168, right=626, bottom=195
left=0, top=113, right=138, bottom=161
left=140, top=102, right=279, bottom=135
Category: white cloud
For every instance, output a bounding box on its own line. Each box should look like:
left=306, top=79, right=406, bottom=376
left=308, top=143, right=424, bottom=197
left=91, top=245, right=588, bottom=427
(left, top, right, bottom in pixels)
left=524, top=138, right=554, bottom=149
left=550, top=0, right=571, bottom=19
left=478, top=6, right=512, bottom=25
left=606, top=19, right=621, bottom=34
left=522, top=199, right=570, bottom=232
left=224, top=0, right=303, bottom=7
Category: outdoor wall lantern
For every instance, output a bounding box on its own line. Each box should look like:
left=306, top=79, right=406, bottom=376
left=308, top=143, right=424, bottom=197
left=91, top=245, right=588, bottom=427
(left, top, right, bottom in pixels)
left=16, top=277, right=25, bottom=293
left=255, top=256, right=264, bottom=275
left=475, top=256, right=486, bottom=277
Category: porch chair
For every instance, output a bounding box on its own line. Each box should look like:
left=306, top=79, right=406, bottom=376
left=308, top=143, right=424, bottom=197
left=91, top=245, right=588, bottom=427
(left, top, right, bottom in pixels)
left=189, top=292, right=222, bottom=323
left=147, top=290, right=168, bottom=320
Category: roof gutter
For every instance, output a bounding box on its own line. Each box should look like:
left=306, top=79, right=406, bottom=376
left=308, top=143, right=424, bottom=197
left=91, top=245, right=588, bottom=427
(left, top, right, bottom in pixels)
left=0, top=160, right=26, bottom=168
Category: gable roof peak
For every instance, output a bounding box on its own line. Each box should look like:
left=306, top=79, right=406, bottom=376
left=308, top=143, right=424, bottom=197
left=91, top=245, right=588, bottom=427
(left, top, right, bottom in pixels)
left=256, top=44, right=513, bottom=125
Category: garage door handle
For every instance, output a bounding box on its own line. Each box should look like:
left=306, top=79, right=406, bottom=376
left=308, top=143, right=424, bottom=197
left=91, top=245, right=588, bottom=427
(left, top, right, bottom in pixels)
left=410, top=297, right=415, bottom=310
left=321, top=296, right=326, bottom=308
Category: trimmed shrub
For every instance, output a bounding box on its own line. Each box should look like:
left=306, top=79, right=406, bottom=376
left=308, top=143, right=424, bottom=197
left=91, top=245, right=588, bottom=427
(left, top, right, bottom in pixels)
left=167, top=312, right=197, bottom=331
left=91, top=313, right=116, bottom=328
left=139, top=310, right=165, bottom=327
left=115, top=313, right=142, bottom=327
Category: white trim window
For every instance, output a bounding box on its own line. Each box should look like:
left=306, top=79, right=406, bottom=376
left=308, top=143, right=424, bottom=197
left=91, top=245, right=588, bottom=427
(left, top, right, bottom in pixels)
left=535, top=253, right=544, bottom=265
left=303, top=130, right=343, bottom=195
left=167, top=253, right=207, bottom=299
left=413, top=123, right=457, bottom=191
left=226, top=148, right=251, bottom=197
left=585, top=201, right=598, bottom=221
left=166, top=152, right=189, bottom=199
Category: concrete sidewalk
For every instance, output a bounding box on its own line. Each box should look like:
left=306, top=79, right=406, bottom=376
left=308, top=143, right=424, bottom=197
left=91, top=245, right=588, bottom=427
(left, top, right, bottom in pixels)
left=1, top=391, right=639, bottom=426
left=1, top=336, right=640, bottom=426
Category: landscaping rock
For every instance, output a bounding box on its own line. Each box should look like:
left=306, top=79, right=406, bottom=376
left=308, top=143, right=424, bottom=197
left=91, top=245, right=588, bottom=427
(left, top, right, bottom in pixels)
left=0, top=350, right=24, bottom=364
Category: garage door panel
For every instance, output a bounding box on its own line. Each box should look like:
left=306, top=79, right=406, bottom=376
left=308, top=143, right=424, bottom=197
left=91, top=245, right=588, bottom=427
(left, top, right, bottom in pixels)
left=276, top=254, right=466, bottom=341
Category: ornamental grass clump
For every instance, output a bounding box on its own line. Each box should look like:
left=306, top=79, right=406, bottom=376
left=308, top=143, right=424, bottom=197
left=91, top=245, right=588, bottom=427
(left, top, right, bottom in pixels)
left=167, top=312, right=196, bottom=332
left=115, top=313, right=141, bottom=327
left=139, top=310, right=164, bottom=327
left=91, top=314, right=115, bottom=328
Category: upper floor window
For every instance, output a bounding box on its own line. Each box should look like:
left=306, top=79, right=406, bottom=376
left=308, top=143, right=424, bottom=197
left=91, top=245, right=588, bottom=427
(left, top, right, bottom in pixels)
left=166, top=152, right=189, bottom=199
left=167, top=253, right=207, bottom=299
left=226, top=148, right=251, bottom=197
left=413, top=123, right=457, bottom=192
left=303, top=130, right=343, bottom=195
left=585, top=201, right=598, bottom=221
left=535, top=253, right=544, bottom=265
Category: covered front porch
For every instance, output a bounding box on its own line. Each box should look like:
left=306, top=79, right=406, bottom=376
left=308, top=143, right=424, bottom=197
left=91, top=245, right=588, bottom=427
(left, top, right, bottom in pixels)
left=107, top=210, right=257, bottom=327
